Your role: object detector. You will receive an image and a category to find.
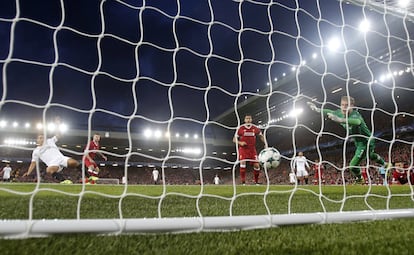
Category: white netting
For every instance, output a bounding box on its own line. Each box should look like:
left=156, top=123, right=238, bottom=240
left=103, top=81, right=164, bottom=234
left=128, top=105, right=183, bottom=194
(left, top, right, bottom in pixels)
left=0, top=0, right=413, bottom=238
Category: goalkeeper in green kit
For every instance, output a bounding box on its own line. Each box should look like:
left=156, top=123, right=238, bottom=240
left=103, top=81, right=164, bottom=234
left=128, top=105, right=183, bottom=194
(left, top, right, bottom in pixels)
left=307, top=96, right=391, bottom=183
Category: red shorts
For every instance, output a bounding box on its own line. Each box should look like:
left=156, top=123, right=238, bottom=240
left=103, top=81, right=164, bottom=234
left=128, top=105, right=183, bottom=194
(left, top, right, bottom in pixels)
left=84, top=159, right=98, bottom=169
left=239, top=149, right=258, bottom=163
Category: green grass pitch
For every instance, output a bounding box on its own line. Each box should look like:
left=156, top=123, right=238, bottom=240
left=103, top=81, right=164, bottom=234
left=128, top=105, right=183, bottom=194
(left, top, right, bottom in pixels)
left=0, top=183, right=413, bottom=255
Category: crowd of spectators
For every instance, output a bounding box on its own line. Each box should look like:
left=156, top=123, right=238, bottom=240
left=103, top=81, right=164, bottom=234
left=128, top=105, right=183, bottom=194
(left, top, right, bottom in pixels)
left=3, top=139, right=411, bottom=186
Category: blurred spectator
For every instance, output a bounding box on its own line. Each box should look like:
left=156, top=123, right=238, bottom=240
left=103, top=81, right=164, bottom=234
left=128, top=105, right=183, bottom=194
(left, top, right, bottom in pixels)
left=1, top=163, right=12, bottom=182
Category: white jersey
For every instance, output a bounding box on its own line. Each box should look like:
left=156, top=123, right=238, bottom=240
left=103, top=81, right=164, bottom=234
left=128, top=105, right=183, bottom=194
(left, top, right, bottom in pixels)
left=32, top=136, right=68, bottom=168
left=152, top=169, right=159, bottom=181
left=292, top=156, right=309, bottom=171
left=292, top=155, right=309, bottom=177
left=2, top=166, right=12, bottom=179
left=214, top=176, right=220, bottom=185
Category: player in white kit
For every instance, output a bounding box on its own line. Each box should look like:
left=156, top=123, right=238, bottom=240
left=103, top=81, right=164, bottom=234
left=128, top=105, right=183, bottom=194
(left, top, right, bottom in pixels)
left=152, top=168, right=160, bottom=184
left=23, top=134, right=79, bottom=183
left=291, top=152, right=310, bottom=185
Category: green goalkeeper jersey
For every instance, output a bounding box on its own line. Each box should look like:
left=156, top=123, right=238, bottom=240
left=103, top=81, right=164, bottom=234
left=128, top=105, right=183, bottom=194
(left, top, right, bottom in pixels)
left=323, top=108, right=374, bottom=147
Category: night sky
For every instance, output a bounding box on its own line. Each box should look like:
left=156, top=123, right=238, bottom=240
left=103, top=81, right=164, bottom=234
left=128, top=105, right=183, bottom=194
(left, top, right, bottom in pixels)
left=0, top=0, right=412, bottom=138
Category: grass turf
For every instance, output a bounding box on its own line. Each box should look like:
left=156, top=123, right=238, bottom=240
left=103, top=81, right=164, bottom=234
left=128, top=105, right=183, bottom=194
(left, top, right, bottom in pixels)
left=0, top=183, right=413, bottom=255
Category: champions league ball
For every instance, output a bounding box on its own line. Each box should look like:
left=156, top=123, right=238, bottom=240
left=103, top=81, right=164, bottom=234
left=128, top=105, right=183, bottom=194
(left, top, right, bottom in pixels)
left=258, top=147, right=281, bottom=169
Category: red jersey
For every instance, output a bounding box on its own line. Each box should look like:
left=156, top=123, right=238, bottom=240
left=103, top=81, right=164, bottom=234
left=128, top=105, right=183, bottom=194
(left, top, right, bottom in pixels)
left=313, top=163, right=324, bottom=179
left=236, top=124, right=261, bottom=150
left=85, top=140, right=100, bottom=160
left=392, top=170, right=408, bottom=184
left=84, top=140, right=100, bottom=168
left=236, top=124, right=262, bottom=161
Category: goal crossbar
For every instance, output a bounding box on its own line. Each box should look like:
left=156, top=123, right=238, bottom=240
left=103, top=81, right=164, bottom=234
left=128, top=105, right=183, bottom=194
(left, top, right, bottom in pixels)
left=2, top=209, right=414, bottom=238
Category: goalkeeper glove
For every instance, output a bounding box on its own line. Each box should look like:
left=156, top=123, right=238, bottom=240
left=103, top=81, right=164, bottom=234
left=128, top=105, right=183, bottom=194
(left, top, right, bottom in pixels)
left=327, top=113, right=345, bottom=123
left=307, top=102, right=321, bottom=113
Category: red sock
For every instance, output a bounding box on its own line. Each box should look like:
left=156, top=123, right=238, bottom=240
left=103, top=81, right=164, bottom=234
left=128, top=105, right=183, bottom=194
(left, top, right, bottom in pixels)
left=240, top=168, right=246, bottom=183
left=253, top=169, right=260, bottom=183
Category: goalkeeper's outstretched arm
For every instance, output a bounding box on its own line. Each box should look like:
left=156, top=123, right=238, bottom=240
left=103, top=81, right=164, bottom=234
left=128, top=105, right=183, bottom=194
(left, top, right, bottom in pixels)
left=307, top=102, right=361, bottom=125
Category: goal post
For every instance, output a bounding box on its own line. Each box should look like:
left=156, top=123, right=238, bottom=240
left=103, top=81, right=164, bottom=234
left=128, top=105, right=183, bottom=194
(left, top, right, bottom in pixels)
left=2, top=209, right=414, bottom=238
left=1, top=0, right=414, bottom=239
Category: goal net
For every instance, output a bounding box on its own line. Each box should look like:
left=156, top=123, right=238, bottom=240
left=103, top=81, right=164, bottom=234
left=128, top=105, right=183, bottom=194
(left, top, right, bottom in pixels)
left=1, top=0, right=414, bottom=238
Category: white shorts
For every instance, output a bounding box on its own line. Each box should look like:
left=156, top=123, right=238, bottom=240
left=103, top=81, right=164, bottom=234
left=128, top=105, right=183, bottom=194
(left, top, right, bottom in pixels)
left=296, top=169, right=309, bottom=177
left=47, top=156, right=70, bottom=172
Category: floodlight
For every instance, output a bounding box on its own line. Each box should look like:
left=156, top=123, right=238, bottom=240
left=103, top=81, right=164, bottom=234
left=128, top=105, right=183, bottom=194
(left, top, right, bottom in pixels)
left=0, top=120, right=7, bottom=128
left=327, top=37, right=341, bottom=52
left=399, top=0, right=409, bottom=8
left=154, top=130, right=162, bottom=138
left=359, top=19, right=371, bottom=33
left=289, top=108, right=303, bottom=118
left=144, top=129, right=152, bottom=138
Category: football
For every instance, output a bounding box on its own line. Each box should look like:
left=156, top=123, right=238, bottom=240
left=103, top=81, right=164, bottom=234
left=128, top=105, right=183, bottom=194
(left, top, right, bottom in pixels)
left=258, top=147, right=281, bottom=169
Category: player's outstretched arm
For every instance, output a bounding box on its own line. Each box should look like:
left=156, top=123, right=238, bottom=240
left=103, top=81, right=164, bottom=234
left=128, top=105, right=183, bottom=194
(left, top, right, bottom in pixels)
left=99, top=152, right=107, bottom=161
left=23, top=161, right=36, bottom=177
left=327, top=113, right=362, bottom=126
left=307, top=102, right=321, bottom=113
left=327, top=113, right=345, bottom=123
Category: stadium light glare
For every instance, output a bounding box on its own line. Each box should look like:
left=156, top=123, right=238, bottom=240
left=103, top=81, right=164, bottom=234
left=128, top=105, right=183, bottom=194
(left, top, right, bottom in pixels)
left=175, top=133, right=180, bottom=138
left=144, top=129, right=152, bottom=138
left=358, top=19, right=371, bottom=33
left=24, top=122, right=30, bottom=128
left=178, top=147, right=201, bottom=155
left=0, top=120, right=7, bottom=128
left=331, top=87, right=343, bottom=94
left=4, top=138, right=31, bottom=146
left=312, top=53, right=318, bottom=59
left=36, top=122, right=42, bottom=130
left=154, top=130, right=162, bottom=138
left=59, top=123, right=68, bottom=133
left=399, top=0, right=410, bottom=8
left=12, top=121, right=19, bottom=128
left=289, top=108, right=303, bottom=118
left=47, top=122, right=56, bottom=131
left=327, top=37, right=341, bottom=52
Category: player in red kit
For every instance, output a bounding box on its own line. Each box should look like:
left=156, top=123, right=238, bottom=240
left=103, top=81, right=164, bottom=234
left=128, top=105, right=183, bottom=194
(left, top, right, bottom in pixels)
left=361, top=167, right=369, bottom=185
left=233, top=114, right=266, bottom=185
left=312, top=159, right=325, bottom=185
left=83, top=133, right=107, bottom=184
left=391, top=162, right=408, bottom=185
